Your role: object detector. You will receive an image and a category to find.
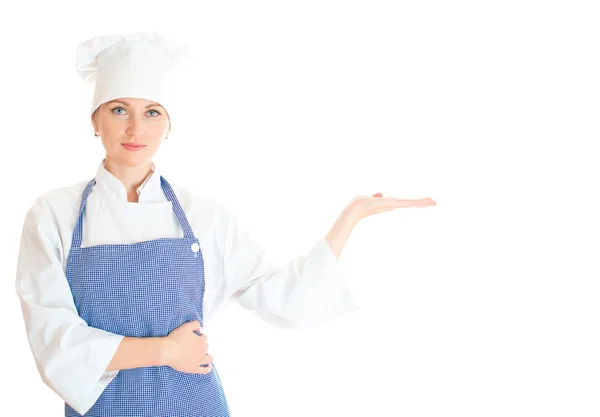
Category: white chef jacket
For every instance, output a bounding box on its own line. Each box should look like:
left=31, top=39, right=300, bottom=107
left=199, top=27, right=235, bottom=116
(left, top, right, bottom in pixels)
left=14, top=159, right=360, bottom=415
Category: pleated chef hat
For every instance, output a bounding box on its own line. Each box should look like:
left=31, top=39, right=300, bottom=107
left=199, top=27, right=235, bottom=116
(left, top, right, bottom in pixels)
left=75, top=31, right=193, bottom=136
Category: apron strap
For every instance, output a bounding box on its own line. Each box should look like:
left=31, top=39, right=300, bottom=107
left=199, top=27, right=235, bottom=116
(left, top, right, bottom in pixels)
left=71, top=178, right=96, bottom=249
left=159, top=176, right=195, bottom=239
left=71, top=175, right=195, bottom=249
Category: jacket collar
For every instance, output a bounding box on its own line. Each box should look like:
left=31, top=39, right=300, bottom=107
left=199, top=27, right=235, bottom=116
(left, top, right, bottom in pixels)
left=94, top=159, right=165, bottom=203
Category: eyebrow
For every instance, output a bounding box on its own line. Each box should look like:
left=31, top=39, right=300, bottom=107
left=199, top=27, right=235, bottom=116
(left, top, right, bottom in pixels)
left=108, top=100, right=162, bottom=109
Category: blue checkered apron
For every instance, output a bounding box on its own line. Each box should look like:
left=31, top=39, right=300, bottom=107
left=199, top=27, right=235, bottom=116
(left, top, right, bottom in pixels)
left=64, top=176, right=231, bottom=417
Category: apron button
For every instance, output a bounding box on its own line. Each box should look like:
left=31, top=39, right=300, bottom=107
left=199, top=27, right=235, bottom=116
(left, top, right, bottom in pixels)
left=191, top=242, right=200, bottom=253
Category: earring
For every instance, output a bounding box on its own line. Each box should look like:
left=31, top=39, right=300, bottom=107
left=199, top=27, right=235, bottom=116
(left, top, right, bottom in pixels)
left=94, top=132, right=100, bottom=137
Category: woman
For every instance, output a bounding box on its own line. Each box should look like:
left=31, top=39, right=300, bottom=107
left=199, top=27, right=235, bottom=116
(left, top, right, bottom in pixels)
left=15, top=32, right=436, bottom=417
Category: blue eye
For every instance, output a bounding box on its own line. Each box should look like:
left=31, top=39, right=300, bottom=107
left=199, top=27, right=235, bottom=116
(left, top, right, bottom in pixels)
left=110, top=107, right=161, bottom=117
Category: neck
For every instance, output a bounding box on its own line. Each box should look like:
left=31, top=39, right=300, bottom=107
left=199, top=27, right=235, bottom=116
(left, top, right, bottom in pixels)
left=102, top=157, right=152, bottom=203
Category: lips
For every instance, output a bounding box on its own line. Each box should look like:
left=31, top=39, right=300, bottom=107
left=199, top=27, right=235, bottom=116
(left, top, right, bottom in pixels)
left=122, top=143, right=146, bottom=151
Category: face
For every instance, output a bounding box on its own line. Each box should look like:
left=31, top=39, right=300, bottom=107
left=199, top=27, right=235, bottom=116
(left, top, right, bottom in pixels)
left=91, top=97, right=171, bottom=168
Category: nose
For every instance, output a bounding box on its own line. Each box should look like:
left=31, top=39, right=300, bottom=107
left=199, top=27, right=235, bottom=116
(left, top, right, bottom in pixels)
left=125, top=115, right=145, bottom=138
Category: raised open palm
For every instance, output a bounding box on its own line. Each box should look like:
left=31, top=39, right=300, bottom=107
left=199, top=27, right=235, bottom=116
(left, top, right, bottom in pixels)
left=349, top=192, right=436, bottom=219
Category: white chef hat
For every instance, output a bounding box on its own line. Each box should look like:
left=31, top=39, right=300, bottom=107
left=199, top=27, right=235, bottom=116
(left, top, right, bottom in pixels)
left=75, top=31, right=193, bottom=137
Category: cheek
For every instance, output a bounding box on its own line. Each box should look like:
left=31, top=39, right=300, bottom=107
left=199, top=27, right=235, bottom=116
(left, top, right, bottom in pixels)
left=101, top=121, right=126, bottom=136
left=148, top=124, right=169, bottom=141
left=153, top=119, right=170, bottom=133
left=100, top=138, right=119, bottom=151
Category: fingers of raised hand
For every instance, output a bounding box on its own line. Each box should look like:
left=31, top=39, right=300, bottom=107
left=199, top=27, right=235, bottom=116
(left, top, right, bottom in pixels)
left=352, top=195, right=436, bottom=215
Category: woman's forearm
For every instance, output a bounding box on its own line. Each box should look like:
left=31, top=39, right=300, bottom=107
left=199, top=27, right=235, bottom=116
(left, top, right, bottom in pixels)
left=325, top=206, right=360, bottom=260
left=105, top=336, right=168, bottom=372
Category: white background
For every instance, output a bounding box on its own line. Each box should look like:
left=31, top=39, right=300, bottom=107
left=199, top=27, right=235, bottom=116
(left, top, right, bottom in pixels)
left=1, top=1, right=599, bottom=416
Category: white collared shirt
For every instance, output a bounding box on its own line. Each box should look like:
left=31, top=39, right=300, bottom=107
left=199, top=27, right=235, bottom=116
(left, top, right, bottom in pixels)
left=15, top=159, right=360, bottom=415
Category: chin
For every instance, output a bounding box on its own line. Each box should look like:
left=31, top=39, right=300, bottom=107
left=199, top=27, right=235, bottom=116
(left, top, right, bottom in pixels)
left=105, top=145, right=157, bottom=168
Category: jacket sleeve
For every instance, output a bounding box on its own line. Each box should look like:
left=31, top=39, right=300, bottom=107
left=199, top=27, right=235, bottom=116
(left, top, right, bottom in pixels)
left=221, top=207, right=360, bottom=330
left=15, top=196, right=124, bottom=416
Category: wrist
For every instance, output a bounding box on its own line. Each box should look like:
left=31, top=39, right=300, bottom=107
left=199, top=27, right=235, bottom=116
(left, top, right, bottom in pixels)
left=155, top=337, right=173, bottom=367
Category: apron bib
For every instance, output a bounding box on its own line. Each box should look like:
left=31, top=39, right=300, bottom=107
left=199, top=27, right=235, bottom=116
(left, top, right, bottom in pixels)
left=64, top=176, right=231, bottom=417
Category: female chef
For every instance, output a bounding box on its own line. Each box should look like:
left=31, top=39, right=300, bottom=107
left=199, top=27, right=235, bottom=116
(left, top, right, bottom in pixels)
left=15, top=32, right=436, bottom=417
